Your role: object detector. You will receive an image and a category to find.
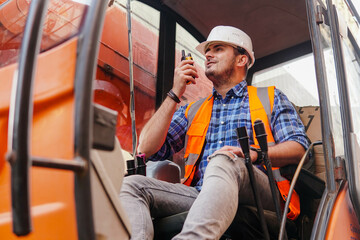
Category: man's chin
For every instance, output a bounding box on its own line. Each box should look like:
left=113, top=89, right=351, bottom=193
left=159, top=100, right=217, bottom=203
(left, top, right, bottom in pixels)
left=205, top=70, right=215, bottom=79
left=205, top=72, right=218, bottom=85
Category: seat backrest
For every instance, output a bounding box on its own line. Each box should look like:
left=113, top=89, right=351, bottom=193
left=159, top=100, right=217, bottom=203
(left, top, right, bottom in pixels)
left=295, top=106, right=325, bottom=181
left=90, top=137, right=131, bottom=239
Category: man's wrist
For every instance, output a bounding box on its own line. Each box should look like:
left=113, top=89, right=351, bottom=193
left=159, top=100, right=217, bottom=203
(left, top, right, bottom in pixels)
left=167, top=89, right=181, bottom=103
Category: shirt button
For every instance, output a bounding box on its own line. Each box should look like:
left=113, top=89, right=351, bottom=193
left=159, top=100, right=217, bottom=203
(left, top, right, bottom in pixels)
left=231, top=96, right=234, bottom=99
left=219, top=140, right=223, bottom=144
left=223, top=104, right=226, bottom=107
left=221, top=121, right=225, bottom=125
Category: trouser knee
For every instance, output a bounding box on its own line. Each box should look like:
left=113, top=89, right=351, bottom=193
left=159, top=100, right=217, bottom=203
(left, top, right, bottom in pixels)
left=120, top=174, right=148, bottom=197
left=205, top=155, right=247, bottom=182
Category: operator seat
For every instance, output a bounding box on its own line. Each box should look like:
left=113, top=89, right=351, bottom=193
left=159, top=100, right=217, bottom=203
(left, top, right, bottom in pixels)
left=149, top=105, right=325, bottom=240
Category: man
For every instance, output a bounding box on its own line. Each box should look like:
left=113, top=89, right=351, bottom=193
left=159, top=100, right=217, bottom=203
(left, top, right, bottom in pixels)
left=120, top=25, right=309, bottom=239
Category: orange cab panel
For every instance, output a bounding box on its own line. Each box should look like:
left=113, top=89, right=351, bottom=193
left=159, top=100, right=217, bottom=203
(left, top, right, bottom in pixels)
left=0, top=38, right=78, bottom=239
left=326, top=182, right=360, bottom=240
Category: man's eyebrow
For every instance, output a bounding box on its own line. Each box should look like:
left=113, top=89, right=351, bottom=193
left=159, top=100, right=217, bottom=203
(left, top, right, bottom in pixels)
left=213, top=44, right=224, bottom=48
left=205, top=44, right=224, bottom=52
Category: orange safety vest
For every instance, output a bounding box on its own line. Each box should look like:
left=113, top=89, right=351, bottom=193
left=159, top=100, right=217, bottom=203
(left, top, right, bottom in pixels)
left=182, top=86, right=300, bottom=220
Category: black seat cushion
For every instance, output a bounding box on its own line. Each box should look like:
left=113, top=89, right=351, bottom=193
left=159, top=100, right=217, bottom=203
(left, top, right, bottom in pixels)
left=153, top=206, right=297, bottom=240
left=153, top=211, right=188, bottom=240
left=224, top=206, right=297, bottom=240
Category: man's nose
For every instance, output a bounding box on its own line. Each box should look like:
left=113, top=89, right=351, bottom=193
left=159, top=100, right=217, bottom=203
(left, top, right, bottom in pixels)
left=205, top=50, right=213, bottom=60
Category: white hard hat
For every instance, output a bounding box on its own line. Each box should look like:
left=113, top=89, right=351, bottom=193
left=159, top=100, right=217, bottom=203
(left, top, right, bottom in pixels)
left=196, top=26, right=255, bottom=68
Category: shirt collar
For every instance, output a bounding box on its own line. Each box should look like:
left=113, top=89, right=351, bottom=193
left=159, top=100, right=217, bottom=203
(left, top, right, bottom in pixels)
left=212, top=80, right=248, bottom=99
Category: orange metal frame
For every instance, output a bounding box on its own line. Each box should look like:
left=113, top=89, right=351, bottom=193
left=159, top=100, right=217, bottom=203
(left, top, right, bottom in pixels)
left=0, top=37, right=78, bottom=240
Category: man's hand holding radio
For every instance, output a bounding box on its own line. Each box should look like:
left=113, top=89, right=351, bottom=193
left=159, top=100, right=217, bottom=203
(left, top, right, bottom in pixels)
left=172, top=53, right=198, bottom=98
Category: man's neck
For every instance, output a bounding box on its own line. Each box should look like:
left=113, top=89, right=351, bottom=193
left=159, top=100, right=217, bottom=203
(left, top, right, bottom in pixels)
left=214, top=79, right=245, bottom=98
left=210, top=68, right=247, bottom=98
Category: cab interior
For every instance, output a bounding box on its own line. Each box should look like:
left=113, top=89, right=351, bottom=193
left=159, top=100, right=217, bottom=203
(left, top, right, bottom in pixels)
left=94, top=0, right=327, bottom=239
left=4, top=0, right=360, bottom=239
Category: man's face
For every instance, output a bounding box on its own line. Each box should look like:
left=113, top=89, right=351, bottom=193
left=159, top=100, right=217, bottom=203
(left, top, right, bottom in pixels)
left=204, top=43, right=237, bottom=86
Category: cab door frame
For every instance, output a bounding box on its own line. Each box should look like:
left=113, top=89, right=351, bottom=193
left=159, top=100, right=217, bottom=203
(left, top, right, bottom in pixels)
left=305, top=0, right=360, bottom=238
left=7, top=0, right=108, bottom=239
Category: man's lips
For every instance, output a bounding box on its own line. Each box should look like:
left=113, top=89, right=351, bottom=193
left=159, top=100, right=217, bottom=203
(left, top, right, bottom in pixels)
left=206, top=61, right=216, bottom=67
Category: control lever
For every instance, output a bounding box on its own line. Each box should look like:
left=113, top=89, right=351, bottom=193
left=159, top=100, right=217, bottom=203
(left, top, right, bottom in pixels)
left=126, top=153, right=146, bottom=176
left=236, top=126, right=270, bottom=240
left=254, top=120, right=287, bottom=240
left=136, top=153, right=146, bottom=176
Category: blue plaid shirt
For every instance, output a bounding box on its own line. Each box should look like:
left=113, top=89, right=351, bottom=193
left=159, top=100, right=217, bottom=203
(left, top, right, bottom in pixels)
left=148, top=81, right=310, bottom=191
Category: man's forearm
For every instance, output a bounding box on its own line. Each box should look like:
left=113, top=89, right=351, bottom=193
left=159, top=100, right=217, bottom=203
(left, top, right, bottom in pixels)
left=137, top=96, right=178, bottom=156
left=267, top=141, right=306, bottom=167
left=138, top=59, right=198, bottom=156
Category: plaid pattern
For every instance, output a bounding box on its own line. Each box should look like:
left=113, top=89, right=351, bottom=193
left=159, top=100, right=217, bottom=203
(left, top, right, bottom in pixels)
left=148, top=81, right=310, bottom=191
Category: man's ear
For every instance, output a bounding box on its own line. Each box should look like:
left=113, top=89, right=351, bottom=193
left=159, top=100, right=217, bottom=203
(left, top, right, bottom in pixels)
left=236, top=55, right=248, bottom=68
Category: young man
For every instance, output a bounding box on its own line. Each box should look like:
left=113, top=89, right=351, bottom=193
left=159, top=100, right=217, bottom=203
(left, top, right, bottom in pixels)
left=120, top=25, right=309, bottom=239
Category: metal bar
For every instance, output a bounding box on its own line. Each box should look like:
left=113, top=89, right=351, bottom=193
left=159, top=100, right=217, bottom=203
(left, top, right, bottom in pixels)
left=73, top=1, right=108, bottom=239
left=348, top=30, right=360, bottom=63
left=326, top=0, right=360, bottom=223
left=156, top=11, right=176, bottom=109
left=306, top=0, right=337, bottom=193
left=32, top=156, right=86, bottom=172
left=7, top=0, right=49, bottom=236
left=127, top=0, right=138, bottom=159
left=310, top=188, right=337, bottom=239
left=304, top=0, right=339, bottom=238
left=345, top=0, right=360, bottom=25
left=278, top=141, right=322, bottom=240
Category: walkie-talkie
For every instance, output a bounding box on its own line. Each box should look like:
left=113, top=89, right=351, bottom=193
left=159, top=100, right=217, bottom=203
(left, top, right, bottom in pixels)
left=181, top=50, right=194, bottom=85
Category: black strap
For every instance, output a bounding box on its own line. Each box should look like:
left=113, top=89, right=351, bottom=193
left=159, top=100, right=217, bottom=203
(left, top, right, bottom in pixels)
left=167, top=89, right=181, bottom=103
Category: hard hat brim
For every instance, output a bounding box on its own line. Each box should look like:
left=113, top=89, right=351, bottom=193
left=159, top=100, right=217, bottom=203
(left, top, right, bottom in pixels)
left=195, top=40, right=255, bottom=68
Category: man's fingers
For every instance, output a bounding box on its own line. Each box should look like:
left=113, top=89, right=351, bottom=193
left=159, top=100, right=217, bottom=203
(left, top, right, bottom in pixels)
left=179, top=59, right=195, bottom=66
left=213, top=146, right=244, bottom=158
left=183, top=69, right=198, bottom=79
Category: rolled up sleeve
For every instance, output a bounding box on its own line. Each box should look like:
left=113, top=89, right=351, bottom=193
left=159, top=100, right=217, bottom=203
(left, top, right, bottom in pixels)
left=271, top=89, right=310, bottom=150
left=147, top=105, right=189, bottom=161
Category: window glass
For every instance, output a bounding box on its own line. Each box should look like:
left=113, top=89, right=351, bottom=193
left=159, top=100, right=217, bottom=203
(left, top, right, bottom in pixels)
left=342, top=35, right=360, bottom=141
left=318, top=3, right=345, bottom=157
left=348, top=0, right=360, bottom=14
left=252, top=54, right=319, bottom=107
left=252, top=15, right=346, bottom=158
left=345, top=0, right=360, bottom=25
left=335, top=0, right=360, bottom=47
left=94, top=0, right=160, bottom=153
left=0, top=0, right=88, bottom=68
left=336, top=0, right=360, bottom=142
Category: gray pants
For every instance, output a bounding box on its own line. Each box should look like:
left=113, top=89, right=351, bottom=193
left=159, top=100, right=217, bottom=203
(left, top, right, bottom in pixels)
left=120, top=154, right=275, bottom=240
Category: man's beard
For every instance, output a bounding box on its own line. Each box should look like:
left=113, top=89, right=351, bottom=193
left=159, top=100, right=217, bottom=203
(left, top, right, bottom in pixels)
left=205, top=57, right=236, bottom=88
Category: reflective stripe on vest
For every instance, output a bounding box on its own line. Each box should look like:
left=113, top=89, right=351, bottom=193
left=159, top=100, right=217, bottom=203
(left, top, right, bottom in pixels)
left=248, top=86, right=300, bottom=220
left=182, top=95, right=213, bottom=186
left=182, top=86, right=300, bottom=220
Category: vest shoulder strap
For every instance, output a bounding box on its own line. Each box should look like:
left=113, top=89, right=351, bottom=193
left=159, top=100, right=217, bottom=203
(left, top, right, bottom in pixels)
left=248, top=86, right=275, bottom=146
left=257, top=87, right=272, bottom=124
